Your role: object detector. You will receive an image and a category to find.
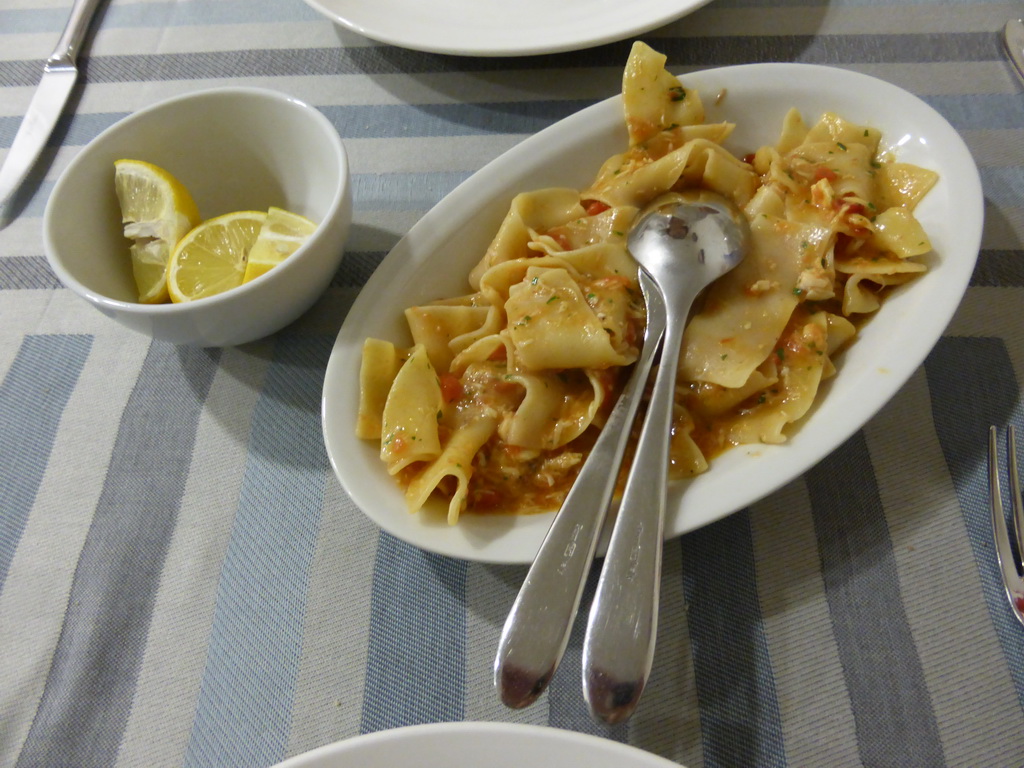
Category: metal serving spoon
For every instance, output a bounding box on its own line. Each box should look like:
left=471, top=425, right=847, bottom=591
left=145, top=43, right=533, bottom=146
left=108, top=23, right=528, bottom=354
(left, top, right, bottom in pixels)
left=494, top=266, right=667, bottom=708
left=582, top=191, right=749, bottom=723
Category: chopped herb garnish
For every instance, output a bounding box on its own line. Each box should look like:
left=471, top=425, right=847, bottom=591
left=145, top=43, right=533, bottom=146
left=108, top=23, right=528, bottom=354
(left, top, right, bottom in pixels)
left=669, top=86, right=686, bottom=102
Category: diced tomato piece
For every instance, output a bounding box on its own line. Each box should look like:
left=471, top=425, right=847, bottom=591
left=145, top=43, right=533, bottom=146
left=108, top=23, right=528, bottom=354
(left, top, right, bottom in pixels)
left=551, top=231, right=572, bottom=249
left=439, top=373, right=463, bottom=404
left=488, top=345, right=507, bottom=361
left=583, top=199, right=611, bottom=216
left=813, top=167, right=838, bottom=182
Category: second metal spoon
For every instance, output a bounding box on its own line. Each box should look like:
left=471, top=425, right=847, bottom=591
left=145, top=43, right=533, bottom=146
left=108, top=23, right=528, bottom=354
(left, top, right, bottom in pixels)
left=582, top=191, right=749, bottom=723
left=494, top=268, right=666, bottom=709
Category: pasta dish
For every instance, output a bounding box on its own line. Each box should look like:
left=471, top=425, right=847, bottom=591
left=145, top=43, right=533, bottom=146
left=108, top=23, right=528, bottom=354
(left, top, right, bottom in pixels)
left=355, top=42, right=937, bottom=524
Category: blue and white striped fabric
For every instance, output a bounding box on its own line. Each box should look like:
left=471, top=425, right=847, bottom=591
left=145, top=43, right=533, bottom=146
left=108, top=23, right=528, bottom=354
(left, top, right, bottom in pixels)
left=2, top=0, right=1023, bottom=766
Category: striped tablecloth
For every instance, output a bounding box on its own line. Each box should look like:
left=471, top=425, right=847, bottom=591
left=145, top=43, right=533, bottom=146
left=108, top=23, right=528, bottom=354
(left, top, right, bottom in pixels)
left=2, top=0, right=1023, bottom=766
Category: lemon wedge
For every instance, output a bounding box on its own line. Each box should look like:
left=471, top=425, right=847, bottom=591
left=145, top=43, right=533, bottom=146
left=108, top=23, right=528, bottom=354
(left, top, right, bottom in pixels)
left=166, top=210, right=266, bottom=303
left=243, top=207, right=318, bottom=284
left=114, top=159, right=201, bottom=304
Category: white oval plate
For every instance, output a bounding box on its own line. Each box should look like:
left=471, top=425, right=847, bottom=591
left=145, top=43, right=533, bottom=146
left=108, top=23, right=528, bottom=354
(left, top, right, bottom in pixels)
left=322, top=63, right=983, bottom=565
left=301, top=0, right=713, bottom=57
left=273, top=722, right=681, bottom=768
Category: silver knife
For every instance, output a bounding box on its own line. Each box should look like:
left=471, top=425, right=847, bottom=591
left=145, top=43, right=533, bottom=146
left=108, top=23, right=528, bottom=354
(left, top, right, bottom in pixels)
left=0, top=0, right=105, bottom=210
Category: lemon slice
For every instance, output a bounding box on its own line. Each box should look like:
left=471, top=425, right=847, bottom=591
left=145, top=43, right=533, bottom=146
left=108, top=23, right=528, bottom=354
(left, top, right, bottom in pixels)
left=167, top=210, right=266, bottom=303
left=114, top=159, right=201, bottom=304
left=242, top=207, right=318, bottom=284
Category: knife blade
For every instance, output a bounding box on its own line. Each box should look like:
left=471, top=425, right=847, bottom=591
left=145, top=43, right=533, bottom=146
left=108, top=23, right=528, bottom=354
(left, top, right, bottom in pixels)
left=0, top=0, right=105, bottom=211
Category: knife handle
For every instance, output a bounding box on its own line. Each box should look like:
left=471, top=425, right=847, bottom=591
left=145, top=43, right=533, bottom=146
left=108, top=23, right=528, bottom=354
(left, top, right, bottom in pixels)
left=49, top=0, right=105, bottom=68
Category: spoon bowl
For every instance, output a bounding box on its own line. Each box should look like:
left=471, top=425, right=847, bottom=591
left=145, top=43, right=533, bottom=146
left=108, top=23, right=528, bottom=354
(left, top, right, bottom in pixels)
left=628, top=191, right=749, bottom=293
left=582, top=190, right=748, bottom=723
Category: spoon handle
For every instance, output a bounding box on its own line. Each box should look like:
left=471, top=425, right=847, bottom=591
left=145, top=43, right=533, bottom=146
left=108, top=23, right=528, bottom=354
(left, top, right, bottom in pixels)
left=582, top=272, right=691, bottom=723
left=494, top=289, right=666, bottom=709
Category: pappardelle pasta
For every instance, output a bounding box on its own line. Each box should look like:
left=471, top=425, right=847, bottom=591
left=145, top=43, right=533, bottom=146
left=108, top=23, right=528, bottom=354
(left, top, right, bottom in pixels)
left=356, top=41, right=937, bottom=524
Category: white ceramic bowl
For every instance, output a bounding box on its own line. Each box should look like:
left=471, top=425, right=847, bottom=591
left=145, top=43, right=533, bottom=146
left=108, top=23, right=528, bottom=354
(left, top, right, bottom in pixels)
left=43, top=87, right=351, bottom=347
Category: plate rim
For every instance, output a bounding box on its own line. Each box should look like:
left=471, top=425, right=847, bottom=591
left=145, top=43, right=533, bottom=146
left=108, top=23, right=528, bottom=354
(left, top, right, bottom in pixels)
left=299, top=0, right=715, bottom=57
left=322, top=61, right=984, bottom=564
left=272, top=721, right=683, bottom=767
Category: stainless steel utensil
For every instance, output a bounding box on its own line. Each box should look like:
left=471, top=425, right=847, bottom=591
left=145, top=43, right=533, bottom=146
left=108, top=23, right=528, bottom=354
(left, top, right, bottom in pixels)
left=582, top=191, right=748, bottom=723
left=0, top=0, right=105, bottom=211
left=494, top=271, right=667, bottom=709
left=988, top=425, right=1024, bottom=628
left=1003, top=19, right=1024, bottom=86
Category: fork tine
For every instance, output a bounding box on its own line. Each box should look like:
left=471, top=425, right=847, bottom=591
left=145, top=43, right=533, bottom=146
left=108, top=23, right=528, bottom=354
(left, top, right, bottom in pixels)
left=990, top=425, right=1024, bottom=628
left=1008, top=426, right=1024, bottom=569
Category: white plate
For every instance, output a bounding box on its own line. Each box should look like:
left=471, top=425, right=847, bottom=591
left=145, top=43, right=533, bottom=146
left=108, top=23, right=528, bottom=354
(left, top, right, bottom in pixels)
left=272, top=722, right=682, bottom=767
left=322, top=63, right=983, bottom=565
left=301, top=0, right=713, bottom=57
